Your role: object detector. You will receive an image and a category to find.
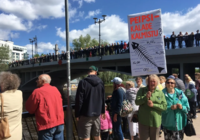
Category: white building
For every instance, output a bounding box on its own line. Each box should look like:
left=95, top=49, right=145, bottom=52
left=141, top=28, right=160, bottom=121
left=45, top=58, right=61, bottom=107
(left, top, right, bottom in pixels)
left=0, top=40, right=28, bottom=62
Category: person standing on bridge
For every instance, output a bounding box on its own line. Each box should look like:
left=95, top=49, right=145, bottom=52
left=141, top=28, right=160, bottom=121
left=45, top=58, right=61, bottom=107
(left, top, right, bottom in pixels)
left=75, top=65, right=105, bottom=140
left=26, top=74, right=64, bottom=140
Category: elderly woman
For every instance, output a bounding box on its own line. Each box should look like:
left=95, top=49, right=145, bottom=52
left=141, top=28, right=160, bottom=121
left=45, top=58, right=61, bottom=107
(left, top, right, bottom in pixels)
left=162, top=77, right=190, bottom=140
left=111, top=77, right=125, bottom=140
left=125, top=81, right=139, bottom=140
left=0, top=72, right=22, bottom=140
left=135, top=74, right=167, bottom=140
left=146, top=76, right=163, bottom=91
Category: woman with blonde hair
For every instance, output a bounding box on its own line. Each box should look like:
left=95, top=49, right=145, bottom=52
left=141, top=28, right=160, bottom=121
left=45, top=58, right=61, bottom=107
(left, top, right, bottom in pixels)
left=136, top=74, right=167, bottom=140
left=185, top=75, right=195, bottom=89
left=125, top=81, right=139, bottom=140
left=0, top=72, right=22, bottom=140
left=159, top=76, right=166, bottom=88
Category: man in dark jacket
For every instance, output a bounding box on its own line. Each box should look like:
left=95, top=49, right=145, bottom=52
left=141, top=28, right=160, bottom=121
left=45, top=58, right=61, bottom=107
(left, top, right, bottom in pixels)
left=170, top=31, right=176, bottom=49
left=75, top=65, right=105, bottom=140
left=195, top=30, right=200, bottom=46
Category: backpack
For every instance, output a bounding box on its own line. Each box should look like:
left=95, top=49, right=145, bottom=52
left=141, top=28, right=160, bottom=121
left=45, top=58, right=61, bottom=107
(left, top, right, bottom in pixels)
left=118, top=87, right=133, bottom=117
left=184, top=89, right=194, bottom=99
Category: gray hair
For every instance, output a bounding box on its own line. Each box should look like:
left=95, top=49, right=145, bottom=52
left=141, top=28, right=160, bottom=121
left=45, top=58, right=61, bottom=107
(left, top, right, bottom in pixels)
left=0, top=71, right=21, bottom=92
left=145, top=74, right=160, bottom=86
left=40, top=74, right=51, bottom=84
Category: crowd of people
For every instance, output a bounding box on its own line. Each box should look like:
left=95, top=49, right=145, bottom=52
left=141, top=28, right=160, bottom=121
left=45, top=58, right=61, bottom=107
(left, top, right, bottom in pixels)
left=8, top=30, right=200, bottom=68
left=0, top=66, right=199, bottom=140
left=164, top=30, right=200, bottom=49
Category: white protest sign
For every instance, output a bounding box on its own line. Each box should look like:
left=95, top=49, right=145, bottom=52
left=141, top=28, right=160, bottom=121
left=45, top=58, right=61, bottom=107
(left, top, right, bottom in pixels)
left=128, top=9, right=167, bottom=76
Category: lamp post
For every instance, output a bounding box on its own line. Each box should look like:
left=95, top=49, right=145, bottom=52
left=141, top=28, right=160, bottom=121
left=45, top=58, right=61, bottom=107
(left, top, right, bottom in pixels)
left=93, top=15, right=106, bottom=57
left=64, top=0, right=72, bottom=139
left=29, top=37, right=36, bottom=58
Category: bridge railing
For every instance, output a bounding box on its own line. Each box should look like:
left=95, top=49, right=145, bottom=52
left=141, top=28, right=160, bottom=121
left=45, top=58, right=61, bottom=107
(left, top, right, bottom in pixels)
left=9, top=37, right=200, bottom=68
left=22, top=105, right=80, bottom=140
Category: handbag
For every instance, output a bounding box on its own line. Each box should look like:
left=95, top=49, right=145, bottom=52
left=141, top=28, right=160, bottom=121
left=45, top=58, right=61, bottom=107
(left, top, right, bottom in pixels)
left=0, top=93, right=11, bottom=139
left=184, top=116, right=196, bottom=136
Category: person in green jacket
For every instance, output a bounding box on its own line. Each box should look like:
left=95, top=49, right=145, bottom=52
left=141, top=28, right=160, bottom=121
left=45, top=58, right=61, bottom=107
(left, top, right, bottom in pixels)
left=162, top=77, right=190, bottom=140
left=135, top=74, right=167, bottom=140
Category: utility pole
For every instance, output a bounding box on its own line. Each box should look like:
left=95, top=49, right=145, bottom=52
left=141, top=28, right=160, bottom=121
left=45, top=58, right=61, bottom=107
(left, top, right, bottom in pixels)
left=64, top=0, right=73, bottom=139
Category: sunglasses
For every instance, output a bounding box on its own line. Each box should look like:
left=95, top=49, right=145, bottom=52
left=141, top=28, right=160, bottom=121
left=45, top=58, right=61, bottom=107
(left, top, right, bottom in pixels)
left=167, top=82, right=175, bottom=85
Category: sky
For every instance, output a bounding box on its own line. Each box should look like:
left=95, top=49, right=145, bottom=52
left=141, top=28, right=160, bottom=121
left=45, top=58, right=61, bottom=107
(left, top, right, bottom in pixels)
left=0, top=0, right=200, bottom=56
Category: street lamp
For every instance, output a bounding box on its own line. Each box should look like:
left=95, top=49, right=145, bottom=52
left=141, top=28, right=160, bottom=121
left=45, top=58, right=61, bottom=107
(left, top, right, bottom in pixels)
left=93, top=15, right=107, bottom=57
left=29, top=37, right=36, bottom=58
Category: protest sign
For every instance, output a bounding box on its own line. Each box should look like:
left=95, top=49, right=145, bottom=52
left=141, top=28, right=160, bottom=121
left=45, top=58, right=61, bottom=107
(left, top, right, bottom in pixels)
left=128, top=9, right=167, bottom=76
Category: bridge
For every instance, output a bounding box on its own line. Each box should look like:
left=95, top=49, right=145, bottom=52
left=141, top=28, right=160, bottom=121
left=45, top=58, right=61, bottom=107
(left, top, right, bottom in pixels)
left=9, top=46, right=200, bottom=96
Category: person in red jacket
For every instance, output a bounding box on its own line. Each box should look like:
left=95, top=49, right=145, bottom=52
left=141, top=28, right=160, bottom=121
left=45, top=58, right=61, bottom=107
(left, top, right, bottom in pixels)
left=26, top=74, right=64, bottom=140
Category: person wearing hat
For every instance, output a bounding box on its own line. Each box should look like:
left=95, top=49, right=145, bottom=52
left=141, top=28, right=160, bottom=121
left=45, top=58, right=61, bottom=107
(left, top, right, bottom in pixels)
left=195, top=30, right=200, bottom=46
left=172, top=74, right=185, bottom=92
left=75, top=65, right=105, bottom=140
left=110, top=77, right=126, bottom=140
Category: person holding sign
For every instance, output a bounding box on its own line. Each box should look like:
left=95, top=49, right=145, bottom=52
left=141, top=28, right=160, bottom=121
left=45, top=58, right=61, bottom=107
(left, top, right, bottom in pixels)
left=185, top=83, right=197, bottom=119
left=162, top=77, right=190, bottom=140
left=135, top=74, right=167, bottom=140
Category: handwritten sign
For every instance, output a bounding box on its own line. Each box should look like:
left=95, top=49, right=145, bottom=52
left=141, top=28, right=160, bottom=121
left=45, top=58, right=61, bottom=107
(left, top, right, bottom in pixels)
left=128, top=9, right=167, bottom=76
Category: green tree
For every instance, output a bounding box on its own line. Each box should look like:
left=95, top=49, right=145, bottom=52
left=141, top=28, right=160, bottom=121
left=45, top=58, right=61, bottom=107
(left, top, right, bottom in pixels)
left=34, top=54, right=40, bottom=58
left=72, top=34, right=110, bottom=50
left=0, top=44, right=10, bottom=71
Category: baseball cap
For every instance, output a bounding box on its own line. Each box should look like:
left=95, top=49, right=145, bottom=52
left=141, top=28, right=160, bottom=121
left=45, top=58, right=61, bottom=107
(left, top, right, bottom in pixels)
left=89, top=65, right=98, bottom=72
left=111, top=77, right=123, bottom=85
left=167, top=75, right=175, bottom=80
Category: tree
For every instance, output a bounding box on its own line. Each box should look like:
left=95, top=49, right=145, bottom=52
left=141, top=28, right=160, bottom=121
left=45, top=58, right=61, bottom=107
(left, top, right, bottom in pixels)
left=0, top=44, right=11, bottom=71
left=34, top=54, right=40, bottom=58
left=72, top=34, right=110, bottom=50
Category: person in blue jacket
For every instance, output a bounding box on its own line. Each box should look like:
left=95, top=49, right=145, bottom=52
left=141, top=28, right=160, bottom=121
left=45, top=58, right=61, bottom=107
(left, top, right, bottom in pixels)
left=111, top=77, right=126, bottom=140
left=162, top=77, right=190, bottom=140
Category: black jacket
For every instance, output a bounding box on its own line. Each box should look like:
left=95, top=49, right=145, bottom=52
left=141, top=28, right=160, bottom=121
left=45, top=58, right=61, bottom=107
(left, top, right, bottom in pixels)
left=75, top=75, right=105, bottom=117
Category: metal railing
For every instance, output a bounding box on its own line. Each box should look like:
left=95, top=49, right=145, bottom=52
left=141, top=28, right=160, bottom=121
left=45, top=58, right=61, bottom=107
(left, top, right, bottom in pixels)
left=22, top=105, right=80, bottom=140
left=9, top=37, right=200, bottom=68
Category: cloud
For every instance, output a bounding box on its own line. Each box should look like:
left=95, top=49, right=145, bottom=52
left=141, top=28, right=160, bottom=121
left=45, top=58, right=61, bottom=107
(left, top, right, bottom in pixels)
left=0, top=14, right=27, bottom=31
left=84, top=0, right=95, bottom=3
left=25, top=42, right=56, bottom=56
left=73, top=0, right=83, bottom=8
left=0, top=0, right=78, bottom=21
left=162, top=4, right=200, bottom=35
left=85, top=9, right=101, bottom=19
left=36, top=25, right=48, bottom=30
left=10, top=33, right=20, bottom=39
left=56, top=15, right=128, bottom=43
left=56, top=4, right=200, bottom=44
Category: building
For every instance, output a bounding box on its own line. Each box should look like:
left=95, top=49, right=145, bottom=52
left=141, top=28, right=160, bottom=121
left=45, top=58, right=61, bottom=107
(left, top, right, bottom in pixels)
left=0, top=40, right=28, bottom=62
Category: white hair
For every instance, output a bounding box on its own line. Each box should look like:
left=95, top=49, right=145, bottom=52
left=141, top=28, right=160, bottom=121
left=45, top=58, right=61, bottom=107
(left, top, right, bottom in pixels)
left=40, top=74, right=51, bottom=84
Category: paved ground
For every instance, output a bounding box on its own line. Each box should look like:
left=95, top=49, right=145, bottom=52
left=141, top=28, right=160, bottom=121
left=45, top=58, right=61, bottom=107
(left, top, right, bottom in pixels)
left=125, top=112, right=200, bottom=140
